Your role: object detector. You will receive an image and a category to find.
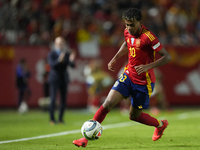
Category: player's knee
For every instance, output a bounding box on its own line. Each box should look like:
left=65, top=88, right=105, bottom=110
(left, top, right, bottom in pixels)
left=129, top=114, right=136, bottom=120
left=129, top=113, right=140, bottom=120
left=102, top=100, right=113, bottom=110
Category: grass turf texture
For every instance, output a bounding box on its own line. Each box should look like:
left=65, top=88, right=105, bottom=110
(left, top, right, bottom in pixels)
left=0, top=108, right=200, bottom=150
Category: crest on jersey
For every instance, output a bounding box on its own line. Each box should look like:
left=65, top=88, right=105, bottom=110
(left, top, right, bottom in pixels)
left=131, top=38, right=135, bottom=45
left=136, top=39, right=141, bottom=50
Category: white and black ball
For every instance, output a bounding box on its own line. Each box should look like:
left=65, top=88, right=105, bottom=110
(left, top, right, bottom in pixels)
left=81, top=120, right=103, bottom=140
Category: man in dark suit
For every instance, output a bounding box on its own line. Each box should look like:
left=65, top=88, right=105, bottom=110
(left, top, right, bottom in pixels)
left=48, top=36, right=76, bottom=125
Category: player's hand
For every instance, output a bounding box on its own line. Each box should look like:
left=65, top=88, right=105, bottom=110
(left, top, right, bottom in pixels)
left=108, top=59, right=116, bottom=72
left=134, top=65, right=148, bottom=75
left=58, top=52, right=65, bottom=62
left=69, top=50, right=76, bottom=62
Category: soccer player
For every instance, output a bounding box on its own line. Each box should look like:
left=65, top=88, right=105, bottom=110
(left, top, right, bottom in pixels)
left=73, top=8, right=171, bottom=147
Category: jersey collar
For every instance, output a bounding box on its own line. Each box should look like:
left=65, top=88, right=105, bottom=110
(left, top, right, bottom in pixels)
left=138, top=25, right=144, bottom=35
left=131, top=25, right=144, bottom=38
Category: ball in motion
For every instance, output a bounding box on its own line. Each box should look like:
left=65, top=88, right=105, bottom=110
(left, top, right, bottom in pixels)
left=81, top=120, right=103, bottom=140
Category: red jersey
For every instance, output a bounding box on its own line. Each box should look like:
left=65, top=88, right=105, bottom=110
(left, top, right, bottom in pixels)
left=124, top=25, right=163, bottom=85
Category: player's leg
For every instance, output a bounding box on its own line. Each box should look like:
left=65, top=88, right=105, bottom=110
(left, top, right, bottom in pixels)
left=93, top=89, right=126, bottom=123
left=129, top=105, right=168, bottom=141
left=91, top=72, right=130, bottom=123
left=129, top=84, right=169, bottom=141
left=92, top=73, right=130, bottom=123
left=18, top=87, right=25, bottom=113
left=49, top=83, right=57, bottom=124
left=73, top=73, right=130, bottom=147
left=129, top=106, right=160, bottom=126
left=73, top=89, right=125, bottom=147
left=18, top=87, right=24, bottom=106
left=58, top=83, right=67, bottom=123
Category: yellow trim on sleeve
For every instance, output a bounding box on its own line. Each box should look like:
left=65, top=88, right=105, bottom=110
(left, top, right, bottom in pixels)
left=142, top=29, right=155, bottom=41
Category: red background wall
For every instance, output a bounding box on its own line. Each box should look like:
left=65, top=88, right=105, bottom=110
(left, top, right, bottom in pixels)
left=0, top=45, right=200, bottom=108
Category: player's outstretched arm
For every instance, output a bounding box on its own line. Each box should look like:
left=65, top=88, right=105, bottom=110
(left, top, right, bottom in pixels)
left=135, top=47, right=171, bottom=75
left=153, top=47, right=171, bottom=67
left=108, top=42, right=128, bottom=72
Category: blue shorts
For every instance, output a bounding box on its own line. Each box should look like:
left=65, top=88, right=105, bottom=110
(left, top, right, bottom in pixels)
left=111, top=73, right=155, bottom=109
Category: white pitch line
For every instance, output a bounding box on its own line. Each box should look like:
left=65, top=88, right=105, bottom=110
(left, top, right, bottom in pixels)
left=0, top=129, right=80, bottom=144
left=1, top=110, right=200, bottom=144
left=0, top=121, right=136, bottom=144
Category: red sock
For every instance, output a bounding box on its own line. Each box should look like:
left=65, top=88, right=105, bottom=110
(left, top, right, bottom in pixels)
left=93, top=105, right=110, bottom=123
left=131, top=112, right=159, bottom=127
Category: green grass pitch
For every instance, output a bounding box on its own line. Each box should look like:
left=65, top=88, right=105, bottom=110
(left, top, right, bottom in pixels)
left=0, top=107, right=200, bottom=150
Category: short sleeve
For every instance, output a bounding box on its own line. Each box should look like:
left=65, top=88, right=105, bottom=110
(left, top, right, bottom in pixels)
left=146, top=31, right=163, bottom=52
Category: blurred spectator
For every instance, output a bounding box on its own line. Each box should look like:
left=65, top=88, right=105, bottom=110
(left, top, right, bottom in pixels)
left=83, top=58, right=114, bottom=113
left=16, top=58, right=31, bottom=113
left=38, top=57, right=51, bottom=111
left=43, top=57, right=51, bottom=98
left=0, top=0, right=199, bottom=46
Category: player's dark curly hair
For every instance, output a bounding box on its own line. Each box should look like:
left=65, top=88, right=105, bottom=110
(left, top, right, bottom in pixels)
left=122, top=8, right=142, bottom=21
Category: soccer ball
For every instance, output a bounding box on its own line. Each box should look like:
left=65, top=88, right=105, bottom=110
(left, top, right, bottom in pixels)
left=81, top=120, right=103, bottom=140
